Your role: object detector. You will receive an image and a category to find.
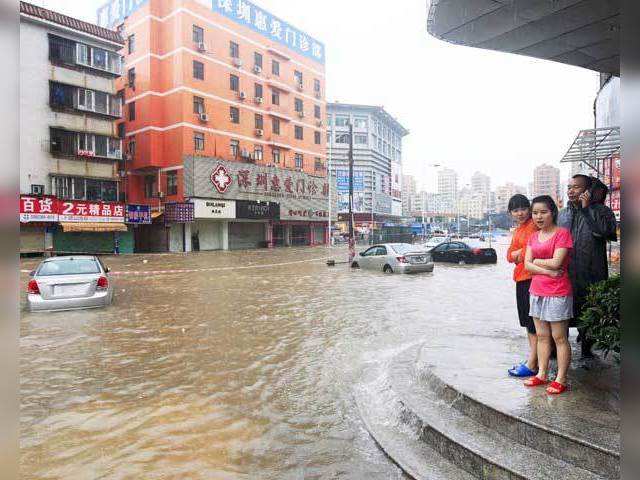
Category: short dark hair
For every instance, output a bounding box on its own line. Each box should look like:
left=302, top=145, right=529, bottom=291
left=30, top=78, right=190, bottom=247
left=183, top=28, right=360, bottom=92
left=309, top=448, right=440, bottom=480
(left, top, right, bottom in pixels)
left=507, top=194, right=530, bottom=212
left=572, top=174, right=593, bottom=190
left=531, top=195, right=559, bottom=223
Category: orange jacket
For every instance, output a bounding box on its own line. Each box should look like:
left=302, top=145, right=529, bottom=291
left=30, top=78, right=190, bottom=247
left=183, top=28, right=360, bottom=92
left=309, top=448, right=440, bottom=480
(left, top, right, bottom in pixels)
left=507, top=218, right=537, bottom=282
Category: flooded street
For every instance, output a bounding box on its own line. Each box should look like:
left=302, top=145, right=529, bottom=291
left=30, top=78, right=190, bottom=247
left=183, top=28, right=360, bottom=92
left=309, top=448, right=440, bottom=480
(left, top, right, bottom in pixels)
left=20, top=241, right=516, bottom=479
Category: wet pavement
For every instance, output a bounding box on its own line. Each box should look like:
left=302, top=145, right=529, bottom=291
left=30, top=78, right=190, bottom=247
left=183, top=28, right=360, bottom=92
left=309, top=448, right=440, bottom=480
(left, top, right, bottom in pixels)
left=20, top=239, right=607, bottom=479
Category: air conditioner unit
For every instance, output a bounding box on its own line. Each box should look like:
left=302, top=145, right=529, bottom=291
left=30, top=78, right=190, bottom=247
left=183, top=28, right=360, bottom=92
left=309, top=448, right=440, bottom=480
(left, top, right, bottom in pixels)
left=314, top=91, right=321, bottom=99
left=197, top=42, right=206, bottom=52
left=232, top=57, right=243, bottom=67
left=255, top=128, right=264, bottom=137
left=238, top=91, right=246, bottom=100
left=253, top=65, right=262, bottom=74
left=30, top=184, right=44, bottom=196
left=255, top=97, right=263, bottom=104
left=298, top=111, right=305, bottom=118
left=199, top=112, right=209, bottom=122
left=296, top=83, right=304, bottom=91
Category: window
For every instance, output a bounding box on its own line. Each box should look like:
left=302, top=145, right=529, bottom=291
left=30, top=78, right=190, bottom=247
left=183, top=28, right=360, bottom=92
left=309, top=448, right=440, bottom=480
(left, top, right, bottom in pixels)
left=127, top=34, right=135, bottom=54
left=314, top=131, right=321, bottom=145
left=335, top=133, right=349, bottom=144
left=127, top=67, right=136, bottom=87
left=295, top=125, right=304, bottom=140
left=254, top=52, right=263, bottom=68
left=294, top=70, right=303, bottom=87
left=49, top=82, right=74, bottom=109
left=73, top=41, right=122, bottom=74
left=193, top=25, right=204, bottom=44
left=254, top=145, right=263, bottom=161
left=255, top=113, right=264, bottom=130
left=314, top=79, right=321, bottom=93
left=315, top=157, right=325, bottom=171
left=52, top=176, right=117, bottom=202
left=49, top=35, right=75, bottom=65
left=254, top=83, right=263, bottom=99
left=193, top=60, right=204, bottom=79
left=335, top=116, right=349, bottom=127
left=295, top=153, right=304, bottom=169
left=194, top=132, right=205, bottom=151
left=193, top=96, right=205, bottom=114
left=355, top=134, right=368, bottom=144
left=230, top=106, right=240, bottom=124
left=50, top=128, right=76, bottom=155
left=354, top=117, right=368, bottom=130
left=144, top=175, right=155, bottom=198
left=166, top=171, right=178, bottom=196
left=294, top=98, right=304, bottom=113
left=230, top=139, right=240, bottom=158
left=314, top=105, right=321, bottom=119
left=272, top=117, right=281, bottom=135
left=230, top=41, right=239, bottom=58
left=230, top=74, right=239, bottom=92
left=272, top=59, right=280, bottom=76
left=129, top=101, right=136, bottom=121
left=272, top=148, right=281, bottom=164
left=128, top=138, right=136, bottom=157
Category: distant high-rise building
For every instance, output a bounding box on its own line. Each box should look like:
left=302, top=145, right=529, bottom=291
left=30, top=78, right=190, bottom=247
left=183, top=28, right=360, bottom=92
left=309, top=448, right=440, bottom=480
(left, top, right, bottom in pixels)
left=470, top=171, right=491, bottom=217
left=458, top=187, right=488, bottom=220
left=533, top=164, right=561, bottom=204
left=495, top=182, right=527, bottom=213
left=402, top=174, right=417, bottom=217
left=437, top=168, right=458, bottom=212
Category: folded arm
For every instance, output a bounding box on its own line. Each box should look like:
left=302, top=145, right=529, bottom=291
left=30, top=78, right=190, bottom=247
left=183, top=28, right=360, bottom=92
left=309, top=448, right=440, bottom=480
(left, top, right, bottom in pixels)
left=525, top=246, right=563, bottom=277
left=533, top=247, right=569, bottom=271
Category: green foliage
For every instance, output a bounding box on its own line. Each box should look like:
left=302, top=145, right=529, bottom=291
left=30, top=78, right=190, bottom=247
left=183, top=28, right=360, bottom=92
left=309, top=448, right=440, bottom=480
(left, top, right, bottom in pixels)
left=579, top=275, right=620, bottom=363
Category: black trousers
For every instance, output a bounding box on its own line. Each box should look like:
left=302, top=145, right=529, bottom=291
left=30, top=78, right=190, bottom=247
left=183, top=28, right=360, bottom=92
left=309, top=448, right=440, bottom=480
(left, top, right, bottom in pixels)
left=516, top=279, right=536, bottom=335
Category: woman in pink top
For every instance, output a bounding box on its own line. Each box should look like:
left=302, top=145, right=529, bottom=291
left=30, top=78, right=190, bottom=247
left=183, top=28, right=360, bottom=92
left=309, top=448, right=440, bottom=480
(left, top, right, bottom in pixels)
left=523, top=195, right=574, bottom=395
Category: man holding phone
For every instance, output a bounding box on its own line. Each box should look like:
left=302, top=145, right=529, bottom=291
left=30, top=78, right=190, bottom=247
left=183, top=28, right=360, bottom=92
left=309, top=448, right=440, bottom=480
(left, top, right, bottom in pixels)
left=559, top=174, right=617, bottom=357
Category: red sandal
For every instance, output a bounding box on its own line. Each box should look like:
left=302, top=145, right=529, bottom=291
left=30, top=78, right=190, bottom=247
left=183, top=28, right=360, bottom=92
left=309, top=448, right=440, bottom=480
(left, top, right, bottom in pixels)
left=524, top=376, right=548, bottom=387
left=546, top=381, right=567, bottom=395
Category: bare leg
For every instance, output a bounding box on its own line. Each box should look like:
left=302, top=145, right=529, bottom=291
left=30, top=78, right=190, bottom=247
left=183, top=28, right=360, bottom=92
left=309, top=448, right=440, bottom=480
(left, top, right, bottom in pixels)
left=534, top=319, right=551, bottom=381
left=551, top=320, right=571, bottom=385
left=526, top=332, right=538, bottom=371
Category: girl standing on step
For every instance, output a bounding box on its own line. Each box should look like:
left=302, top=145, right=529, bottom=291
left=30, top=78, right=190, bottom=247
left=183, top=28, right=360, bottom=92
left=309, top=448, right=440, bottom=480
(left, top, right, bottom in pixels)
left=506, top=194, right=539, bottom=378
left=524, top=196, right=574, bottom=395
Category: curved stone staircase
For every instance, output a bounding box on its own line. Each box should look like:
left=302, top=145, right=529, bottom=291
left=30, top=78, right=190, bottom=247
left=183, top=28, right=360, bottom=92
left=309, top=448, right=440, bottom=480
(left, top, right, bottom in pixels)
left=356, top=343, right=620, bottom=480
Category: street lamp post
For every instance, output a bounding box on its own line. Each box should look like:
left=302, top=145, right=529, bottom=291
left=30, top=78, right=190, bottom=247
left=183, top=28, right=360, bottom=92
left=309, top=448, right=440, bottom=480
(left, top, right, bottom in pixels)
left=347, top=122, right=355, bottom=264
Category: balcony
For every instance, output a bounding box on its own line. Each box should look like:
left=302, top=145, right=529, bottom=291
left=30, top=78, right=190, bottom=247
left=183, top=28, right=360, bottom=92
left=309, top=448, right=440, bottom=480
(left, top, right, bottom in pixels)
left=50, top=128, right=122, bottom=161
left=50, top=82, right=122, bottom=118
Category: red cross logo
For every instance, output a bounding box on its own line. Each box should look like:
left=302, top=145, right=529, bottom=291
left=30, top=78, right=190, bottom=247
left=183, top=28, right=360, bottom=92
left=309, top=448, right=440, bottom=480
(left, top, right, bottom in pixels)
left=210, top=164, right=232, bottom=193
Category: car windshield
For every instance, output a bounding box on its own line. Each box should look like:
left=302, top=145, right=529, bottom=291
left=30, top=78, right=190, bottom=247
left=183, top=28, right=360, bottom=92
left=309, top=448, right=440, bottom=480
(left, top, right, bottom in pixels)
left=429, top=237, right=446, bottom=243
left=391, top=244, right=418, bottom=254
left=37, top=258, right=101, bottom=276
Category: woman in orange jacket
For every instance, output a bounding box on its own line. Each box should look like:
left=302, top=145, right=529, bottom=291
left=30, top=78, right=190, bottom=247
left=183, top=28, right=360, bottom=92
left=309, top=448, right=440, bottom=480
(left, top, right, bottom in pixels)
left=506, top=194, right=539, bottom=377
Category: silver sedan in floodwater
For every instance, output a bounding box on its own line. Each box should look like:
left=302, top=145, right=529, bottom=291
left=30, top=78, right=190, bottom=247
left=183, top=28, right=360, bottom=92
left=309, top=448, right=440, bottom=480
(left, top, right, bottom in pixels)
left=353, top=243, right=434, bottom=274
left=26, top=256, right=114, bottom=312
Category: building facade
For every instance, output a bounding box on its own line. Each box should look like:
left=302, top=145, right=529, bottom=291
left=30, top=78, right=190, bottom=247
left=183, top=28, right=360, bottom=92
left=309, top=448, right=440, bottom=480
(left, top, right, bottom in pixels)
left=327, top=103, right=408, bottom=231
left=532, top=163, right=561, bottom=204
left=494, top=182, right=527, bottom=213
left=437, top=168, right=458, bottom=213
left=401, top=174, right=416, bottom=217
left=19, top=2, right=129, bottom=254
left=457, top=188, right=487, bottom=220
left=100, top=0, right=328, bottom=251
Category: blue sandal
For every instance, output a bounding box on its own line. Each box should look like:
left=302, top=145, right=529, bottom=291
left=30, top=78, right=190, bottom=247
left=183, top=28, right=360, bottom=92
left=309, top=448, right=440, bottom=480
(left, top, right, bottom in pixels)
left=508, top=363, right=538, bottom=377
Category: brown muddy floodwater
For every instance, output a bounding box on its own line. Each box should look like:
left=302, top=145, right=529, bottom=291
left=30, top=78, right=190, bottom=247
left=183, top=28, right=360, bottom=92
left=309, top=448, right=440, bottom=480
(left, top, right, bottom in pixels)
left=20, top=242, right=515, bottom=479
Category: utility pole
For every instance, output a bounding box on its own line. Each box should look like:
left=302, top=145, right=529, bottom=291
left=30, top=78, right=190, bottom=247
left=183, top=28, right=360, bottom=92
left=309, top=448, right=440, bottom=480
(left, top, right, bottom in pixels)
left=348, top=122, right=355, bottom=264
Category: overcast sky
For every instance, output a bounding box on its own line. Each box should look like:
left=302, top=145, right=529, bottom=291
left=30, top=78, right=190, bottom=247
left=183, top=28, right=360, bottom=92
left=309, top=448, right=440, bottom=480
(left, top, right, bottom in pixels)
left=35, top=0, right=598, bottom=192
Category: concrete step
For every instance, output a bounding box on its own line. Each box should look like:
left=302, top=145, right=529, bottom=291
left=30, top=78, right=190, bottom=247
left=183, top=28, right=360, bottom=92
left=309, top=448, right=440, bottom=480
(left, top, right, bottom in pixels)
left=416, top=339, right=620, bottom=479
left=355, top=370, right=477, bottom=480
left=390, top=346, right=609, bottom=480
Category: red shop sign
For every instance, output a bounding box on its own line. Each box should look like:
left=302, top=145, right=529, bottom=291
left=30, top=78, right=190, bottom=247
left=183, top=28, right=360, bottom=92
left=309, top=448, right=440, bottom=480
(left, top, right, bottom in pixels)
left=58, top=200, right=125, bottom=223
left=20, top=195, right=59, bottom=222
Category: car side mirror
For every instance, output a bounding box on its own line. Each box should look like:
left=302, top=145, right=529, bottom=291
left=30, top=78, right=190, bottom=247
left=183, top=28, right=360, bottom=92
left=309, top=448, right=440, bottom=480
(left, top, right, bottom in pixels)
left=104, top=267, right=110, bottom=273
left=359, top=252, right=364, bottom=257
left=29, top=270, right=35, bottom=276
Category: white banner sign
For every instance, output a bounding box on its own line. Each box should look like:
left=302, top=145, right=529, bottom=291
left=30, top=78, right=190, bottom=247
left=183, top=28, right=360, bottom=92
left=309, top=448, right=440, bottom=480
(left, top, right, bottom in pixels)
left=192, top=199, right=236, bottom=219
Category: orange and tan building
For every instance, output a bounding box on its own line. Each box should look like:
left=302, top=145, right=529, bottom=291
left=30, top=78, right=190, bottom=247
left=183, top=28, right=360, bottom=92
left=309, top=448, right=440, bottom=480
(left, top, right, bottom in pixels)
left=98, top=0, right=328, bottom=251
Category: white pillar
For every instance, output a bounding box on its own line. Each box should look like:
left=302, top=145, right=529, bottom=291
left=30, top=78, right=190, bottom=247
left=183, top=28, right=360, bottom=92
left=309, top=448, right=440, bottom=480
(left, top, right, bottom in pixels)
left=221, top=221, right=229, bottom=251
left=184, top=223, right=192, bottom=253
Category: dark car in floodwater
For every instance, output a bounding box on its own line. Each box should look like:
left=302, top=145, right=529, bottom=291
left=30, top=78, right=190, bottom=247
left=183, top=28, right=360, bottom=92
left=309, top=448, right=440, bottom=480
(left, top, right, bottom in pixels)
left=428, top=241, right=497, bottom=264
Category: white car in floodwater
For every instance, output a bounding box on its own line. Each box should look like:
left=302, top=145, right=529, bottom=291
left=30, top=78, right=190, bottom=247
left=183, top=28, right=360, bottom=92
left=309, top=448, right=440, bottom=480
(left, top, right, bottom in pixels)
left=353, top=243, right=434, bottom=274
left=26, top=256, right=114, bottom=312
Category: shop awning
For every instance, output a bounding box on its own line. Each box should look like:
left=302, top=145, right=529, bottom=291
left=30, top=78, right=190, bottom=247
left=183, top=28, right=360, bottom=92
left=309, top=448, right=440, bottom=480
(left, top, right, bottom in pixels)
left=61, top=222, right=128, bottom=232
left=560, top=127, right=620, bottom=171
